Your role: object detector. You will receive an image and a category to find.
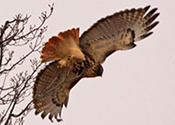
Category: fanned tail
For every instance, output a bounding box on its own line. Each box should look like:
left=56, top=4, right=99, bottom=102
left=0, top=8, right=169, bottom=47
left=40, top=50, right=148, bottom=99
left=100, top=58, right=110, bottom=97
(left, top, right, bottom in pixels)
left=41, top=28, right=85, bottom=63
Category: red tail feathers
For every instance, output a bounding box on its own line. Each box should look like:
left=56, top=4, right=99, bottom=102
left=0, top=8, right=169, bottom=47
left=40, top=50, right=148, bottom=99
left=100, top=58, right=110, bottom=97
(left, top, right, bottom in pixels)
left=40, top=28, right=84, bottom=63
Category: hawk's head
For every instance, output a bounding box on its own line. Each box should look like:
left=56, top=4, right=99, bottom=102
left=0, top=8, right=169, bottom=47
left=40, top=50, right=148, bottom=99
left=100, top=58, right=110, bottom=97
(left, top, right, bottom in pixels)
left=84, top=62, right=103, bottom=77
left=94, top=63, right=103, bottom=77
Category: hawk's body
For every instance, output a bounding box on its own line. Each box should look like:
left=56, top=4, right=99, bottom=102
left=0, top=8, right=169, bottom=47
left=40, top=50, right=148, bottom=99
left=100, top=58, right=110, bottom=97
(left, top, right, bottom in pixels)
left=33, top=6, right=159, bottom=122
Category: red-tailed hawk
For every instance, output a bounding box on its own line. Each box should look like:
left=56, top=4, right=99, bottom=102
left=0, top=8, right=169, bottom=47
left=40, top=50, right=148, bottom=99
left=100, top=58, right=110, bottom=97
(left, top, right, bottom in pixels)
left=33, top=5, right=159, bottom=122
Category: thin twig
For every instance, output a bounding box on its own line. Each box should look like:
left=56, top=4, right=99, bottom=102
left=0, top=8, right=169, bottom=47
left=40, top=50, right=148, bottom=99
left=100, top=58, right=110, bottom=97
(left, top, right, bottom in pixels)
left=0, top=3, right=54, bottom=125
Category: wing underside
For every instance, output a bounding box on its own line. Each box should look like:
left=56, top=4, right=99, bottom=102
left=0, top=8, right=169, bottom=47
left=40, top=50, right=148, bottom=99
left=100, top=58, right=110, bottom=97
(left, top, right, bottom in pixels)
left=80, top=5, right=159, bottom=63
left=33, top=61, right=81, bottom=121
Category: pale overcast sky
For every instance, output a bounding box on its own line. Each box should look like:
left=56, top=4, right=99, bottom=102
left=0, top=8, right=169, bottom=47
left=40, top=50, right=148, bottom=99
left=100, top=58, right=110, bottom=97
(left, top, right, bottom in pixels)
left=0, top=0, right=175, bottom=125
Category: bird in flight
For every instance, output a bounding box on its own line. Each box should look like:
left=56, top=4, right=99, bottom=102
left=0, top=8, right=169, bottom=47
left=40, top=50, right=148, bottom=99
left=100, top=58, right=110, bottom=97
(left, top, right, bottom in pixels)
left=32, top=5, right=159, bottom=122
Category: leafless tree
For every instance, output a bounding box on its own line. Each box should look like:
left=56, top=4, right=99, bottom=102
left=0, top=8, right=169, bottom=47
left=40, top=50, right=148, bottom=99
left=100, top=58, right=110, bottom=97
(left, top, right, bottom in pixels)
left=0, top=4, right=54, bottom=125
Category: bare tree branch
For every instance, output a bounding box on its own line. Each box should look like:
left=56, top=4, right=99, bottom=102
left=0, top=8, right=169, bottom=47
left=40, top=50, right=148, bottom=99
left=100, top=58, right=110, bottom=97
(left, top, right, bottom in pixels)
left=0, top=3, right=54, bottom=125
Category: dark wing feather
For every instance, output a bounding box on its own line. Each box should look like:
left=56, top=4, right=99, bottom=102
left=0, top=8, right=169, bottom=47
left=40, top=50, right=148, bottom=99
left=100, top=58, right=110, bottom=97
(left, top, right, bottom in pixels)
left=80, top=5, right=159, bottom=63
left=33, top=61, right=81, bottom=122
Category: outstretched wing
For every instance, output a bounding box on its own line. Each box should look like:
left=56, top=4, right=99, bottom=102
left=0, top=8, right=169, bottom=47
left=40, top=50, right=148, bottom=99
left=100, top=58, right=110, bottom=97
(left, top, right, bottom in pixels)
left=80, top=5, right=159, bottom=63
left=33, top=61, right=81, bottom=122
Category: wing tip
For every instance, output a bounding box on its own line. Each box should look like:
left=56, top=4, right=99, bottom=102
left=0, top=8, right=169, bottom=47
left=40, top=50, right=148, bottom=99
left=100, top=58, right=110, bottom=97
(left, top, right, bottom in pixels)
left=145, top=21, right=159, bottom=32
left=144, top=7, right=158, bottom=19
left=41, top=112, right=48, bottom=119
left=144, top=5, right=151, bottom=11
left=139, top=6, right=159, bottom=41
left=139, top=32, right=153, bottom=40
left=35, top=110, right=40, bottom=115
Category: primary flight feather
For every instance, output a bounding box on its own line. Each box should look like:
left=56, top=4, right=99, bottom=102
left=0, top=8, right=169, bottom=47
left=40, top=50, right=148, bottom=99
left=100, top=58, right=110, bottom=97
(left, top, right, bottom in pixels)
left=33, top=5, right=159, bottom=122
